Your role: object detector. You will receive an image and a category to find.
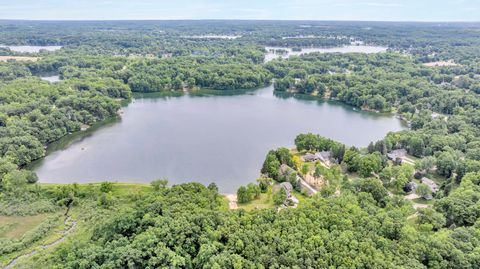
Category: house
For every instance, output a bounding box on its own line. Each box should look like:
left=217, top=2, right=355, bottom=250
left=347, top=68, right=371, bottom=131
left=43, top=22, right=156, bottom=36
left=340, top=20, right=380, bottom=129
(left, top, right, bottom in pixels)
left=316, top=151, right=331, bottom=165
left=421, top=177, right=439, bottom=193
left=387, top=149, right=407, bottom=163
left=301, top=151, right=331, bottom=165
left=301, top=153, right=318, bottom=162
left=279, top=182, right=299, bottom=205
left=279, top=182, right=293, bottom=198
left=279, top=164, right=296, bottom=176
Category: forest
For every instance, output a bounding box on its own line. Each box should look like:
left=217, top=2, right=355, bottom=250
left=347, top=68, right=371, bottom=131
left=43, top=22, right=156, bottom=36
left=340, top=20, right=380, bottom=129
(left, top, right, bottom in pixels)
left=1, top=20, right=480, bottom=268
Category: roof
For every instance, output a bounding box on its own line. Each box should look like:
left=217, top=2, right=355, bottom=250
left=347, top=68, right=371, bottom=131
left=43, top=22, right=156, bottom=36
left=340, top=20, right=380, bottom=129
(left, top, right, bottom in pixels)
left=421, top=177, right=439, bottom=193
left=316, top=151, right=331, bottom=162
left=280, top=182, right=293, bottom=193
left=387, top=148, right=407, bottom=160
left=301, top=151, right=331, bottom=162
left=279, top=164, right=295, bottom=176
left=301, top=153, right=317, bottom=162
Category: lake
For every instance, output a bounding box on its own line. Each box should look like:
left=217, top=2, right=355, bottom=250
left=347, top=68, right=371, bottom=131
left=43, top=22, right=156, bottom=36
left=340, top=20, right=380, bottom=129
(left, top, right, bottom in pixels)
left=32, top=85, right=405, bottom=193
left=0, top=45, right=62, bottom=53
left=40, top=75, right=61, bottom=83
left=264, top=45, right=388, bottom=62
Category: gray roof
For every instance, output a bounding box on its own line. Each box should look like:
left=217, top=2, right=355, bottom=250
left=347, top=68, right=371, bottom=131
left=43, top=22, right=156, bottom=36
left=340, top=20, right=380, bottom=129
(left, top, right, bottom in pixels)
left=301, top=151, right=331, bottom=162
left=421, top=177, right=439, bottom=193
left=387, top=148, right=407, bottom=160
left=280, top=182, right=293, bottom=192
left=279, top=164, right=295, bottom=176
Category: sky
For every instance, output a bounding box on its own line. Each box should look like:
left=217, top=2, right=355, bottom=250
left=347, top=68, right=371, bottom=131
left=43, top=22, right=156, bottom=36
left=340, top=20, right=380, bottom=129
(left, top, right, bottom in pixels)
left=0, top=0, right=479, bottom=21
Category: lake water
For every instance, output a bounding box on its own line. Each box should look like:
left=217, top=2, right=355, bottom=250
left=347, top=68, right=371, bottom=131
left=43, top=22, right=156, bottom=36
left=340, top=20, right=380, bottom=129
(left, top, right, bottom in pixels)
left=40, top=75, right=61, bottom=82
left=32, top=85, right=405, bottom=193
left=0, top=45, right=62, bottom=53
left=181, top=35, right=241, bottom=39
left=264, top=45, right=388, bottom=62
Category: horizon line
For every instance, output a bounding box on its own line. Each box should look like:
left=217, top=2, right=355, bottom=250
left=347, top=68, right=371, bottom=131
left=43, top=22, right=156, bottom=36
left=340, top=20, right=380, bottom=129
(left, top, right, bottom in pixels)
left=0, top=19, right=479, bottom=24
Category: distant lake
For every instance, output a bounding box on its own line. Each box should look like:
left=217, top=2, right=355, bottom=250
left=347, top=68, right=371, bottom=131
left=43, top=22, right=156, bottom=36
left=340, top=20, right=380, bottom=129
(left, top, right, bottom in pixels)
left=40, top=75, right=61, bottom=82
left=181, top=35, right=241, bottom=39
left=264, top=45, right=388, bottom=62
left=0, top=45, right=62, bottom=53
left=32, top=85, right=405, bottom=193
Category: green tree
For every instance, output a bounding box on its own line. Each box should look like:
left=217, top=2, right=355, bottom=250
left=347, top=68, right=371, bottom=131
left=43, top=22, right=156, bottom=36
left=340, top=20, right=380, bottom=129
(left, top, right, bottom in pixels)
left=272, top=188, right=287, bottom=205
left=151, top=178, right=169, bottom=191
left=415, top=156, right=436, bottom=174
left=237, top=186, right=250, bottom=204
left=355, top=178, right=389, bottom=206
left=436, top=151, right=458, bottom=177
left=247, top=183, right=261, bottom=200
left=358, top=154, right=382, bottom=178
left=257, top=177, right=272, bottom=193
left=261, top=150, right=281, bottom=180
left=416, top=184, right=432, bottom=199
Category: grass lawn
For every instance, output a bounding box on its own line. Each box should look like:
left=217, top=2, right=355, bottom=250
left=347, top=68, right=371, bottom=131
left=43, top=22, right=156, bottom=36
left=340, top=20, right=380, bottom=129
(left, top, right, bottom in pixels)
left=0, top=213, right=55, bottom=239
left=405, top=154, right=421, bottom=162
left=424, top=172, right=447, bottom=184
left=412, top=197, right=434, bottom=205
left=238, top=191, right=274, bottom=211
left=292, top=190, right=308, bottom=205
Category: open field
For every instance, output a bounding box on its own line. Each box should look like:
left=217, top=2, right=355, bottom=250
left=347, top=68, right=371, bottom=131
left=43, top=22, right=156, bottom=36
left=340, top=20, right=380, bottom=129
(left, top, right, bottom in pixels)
left=423, top=60, right=458, bottom=67
left=0, top=56, right=39, bottom=62
left=0, top=214, right=54, bottom=239
left=238, top=192, right=274, bottom=211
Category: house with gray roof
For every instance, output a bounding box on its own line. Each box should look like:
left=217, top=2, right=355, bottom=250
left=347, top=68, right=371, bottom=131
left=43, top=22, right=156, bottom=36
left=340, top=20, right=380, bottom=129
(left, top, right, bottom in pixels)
left=421, top=177, right=439, bottom=193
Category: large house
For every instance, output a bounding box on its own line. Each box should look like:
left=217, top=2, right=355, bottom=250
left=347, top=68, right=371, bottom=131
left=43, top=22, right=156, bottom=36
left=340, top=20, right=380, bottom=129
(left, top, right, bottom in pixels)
left=387, top=149, right=407, bottom=163
left=301, top=151, right=331, bottom=166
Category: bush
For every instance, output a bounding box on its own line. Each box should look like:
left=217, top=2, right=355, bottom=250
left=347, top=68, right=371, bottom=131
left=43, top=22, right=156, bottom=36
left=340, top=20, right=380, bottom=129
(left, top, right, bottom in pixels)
left=100, top=182, right=113, bottom=193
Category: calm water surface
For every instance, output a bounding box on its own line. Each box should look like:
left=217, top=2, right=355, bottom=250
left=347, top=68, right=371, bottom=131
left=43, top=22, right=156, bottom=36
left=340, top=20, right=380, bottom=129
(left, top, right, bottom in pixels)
left=33, top=85, right=405, bottom=192
left=264, top=45, right=388, bottom=62
left=0, top=45, right=62, bottom=53
left=40, top=75, right=61, bottom=82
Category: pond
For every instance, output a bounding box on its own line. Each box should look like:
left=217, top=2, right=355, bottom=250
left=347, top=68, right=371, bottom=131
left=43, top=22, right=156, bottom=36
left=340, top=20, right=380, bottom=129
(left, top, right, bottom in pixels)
left=264, top=45, right=388, bottom=62
left=0, top=45, right=62, bottom=53
left=32, top=85, right=406, bottom=193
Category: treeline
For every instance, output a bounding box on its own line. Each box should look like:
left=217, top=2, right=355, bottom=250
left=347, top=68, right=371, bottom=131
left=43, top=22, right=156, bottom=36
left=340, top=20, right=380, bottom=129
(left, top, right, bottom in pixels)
left=0, top=76, right=124, bottom=166
left=126, top=58, right=271, bottom=92
left=22, top=181, right=479, bottom=268
left=268, top=53, right=480, bottom=112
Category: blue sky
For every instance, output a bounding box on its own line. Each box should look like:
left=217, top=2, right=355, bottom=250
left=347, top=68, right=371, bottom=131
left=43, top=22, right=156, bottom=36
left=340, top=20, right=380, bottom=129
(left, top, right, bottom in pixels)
left=0, top=0, right=479, bottom=21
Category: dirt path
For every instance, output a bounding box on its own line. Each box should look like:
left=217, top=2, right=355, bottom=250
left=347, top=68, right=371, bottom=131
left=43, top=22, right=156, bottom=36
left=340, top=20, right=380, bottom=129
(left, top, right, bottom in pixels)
left=225, top=194, right=238, bottom=209
left=3, top=216, right=77, bottom=269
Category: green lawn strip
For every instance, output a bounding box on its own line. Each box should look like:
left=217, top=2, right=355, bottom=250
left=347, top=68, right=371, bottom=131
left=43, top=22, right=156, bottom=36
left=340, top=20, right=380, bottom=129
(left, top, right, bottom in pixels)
left=238, top=190, right=274, bottom=211
left=412, top=197, right=434, bottom=205
left=0, top=212, right=64, bottom=267
left=0, top=213, right=54, bottom=239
